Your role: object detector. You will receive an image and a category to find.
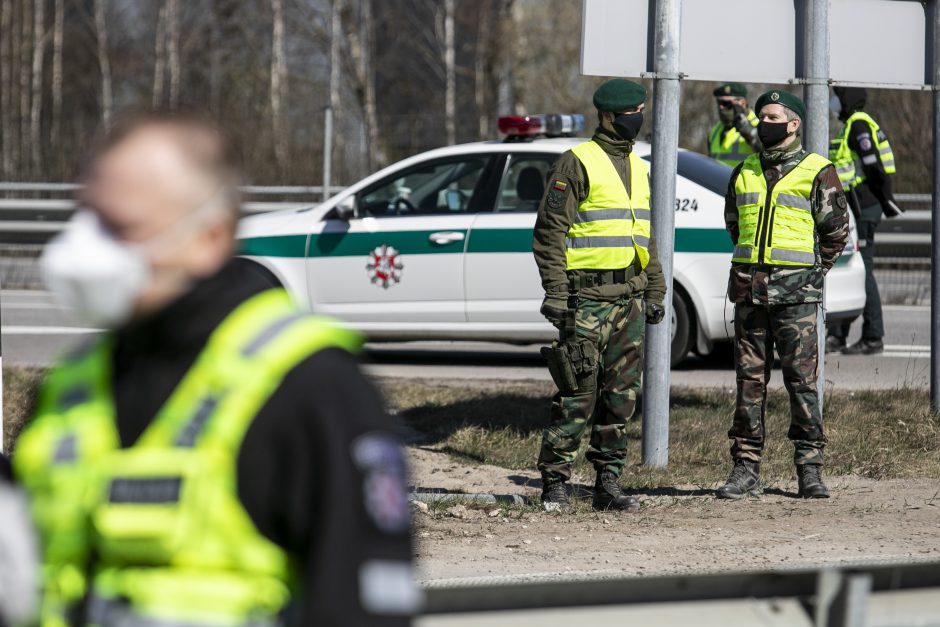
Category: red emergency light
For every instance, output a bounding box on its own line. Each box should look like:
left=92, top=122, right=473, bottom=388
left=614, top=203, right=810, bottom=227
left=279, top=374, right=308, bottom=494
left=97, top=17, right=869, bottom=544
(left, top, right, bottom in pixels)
left=498, top=114, right=585, bottom=141
left=498, top=115, right=546, bottom=136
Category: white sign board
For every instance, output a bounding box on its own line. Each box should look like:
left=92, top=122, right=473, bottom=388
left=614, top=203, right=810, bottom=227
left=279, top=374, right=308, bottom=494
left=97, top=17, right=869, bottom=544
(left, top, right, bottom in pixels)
left=830, top=0, right=926, bottom=87
left=581, top=0, right=931, bottom=87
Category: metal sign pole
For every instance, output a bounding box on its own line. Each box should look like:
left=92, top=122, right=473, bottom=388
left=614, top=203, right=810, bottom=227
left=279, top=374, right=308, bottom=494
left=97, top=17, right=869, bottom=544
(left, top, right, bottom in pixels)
left=642, top=0, right=682, bottom=468
left=930, top=0, right=940, bottom=413
left=802, top=0, right=830, bottom=414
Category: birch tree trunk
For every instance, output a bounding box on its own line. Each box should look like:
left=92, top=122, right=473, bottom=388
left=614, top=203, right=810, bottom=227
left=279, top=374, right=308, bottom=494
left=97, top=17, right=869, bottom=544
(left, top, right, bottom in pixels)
left=167, top=0, right=180, bottom=107
left=51, top=0, right=63, bottom=151
left=0, top=0, right=13, bottom=176
left=93, top=0, right=112, bottom=129
left=361, top=0, right=381, bottom=167
left=19, top=0, right=31, bottom=168
left=346, top=0, right=381, bottom=172
left=152, top=0, right=167, bottom=107
left=270, top=0, right=288, bottom=169
left=329, top=0, right=342, bottom=179
left=443, top=0, right=455, bottom=146
left=29, top=0, right=45, bottom=172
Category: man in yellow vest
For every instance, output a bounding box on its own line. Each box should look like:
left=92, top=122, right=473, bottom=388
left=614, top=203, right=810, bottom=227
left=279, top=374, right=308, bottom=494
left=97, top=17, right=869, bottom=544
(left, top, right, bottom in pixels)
left=718, top=90, right=849, bottom=500
left=14, top=112, right=416, bottom=626
left=825, top=86, right=900, bottom=356
left=708, top=82, right=761, bottom=166
left=533, top=79, right=666, bottom=512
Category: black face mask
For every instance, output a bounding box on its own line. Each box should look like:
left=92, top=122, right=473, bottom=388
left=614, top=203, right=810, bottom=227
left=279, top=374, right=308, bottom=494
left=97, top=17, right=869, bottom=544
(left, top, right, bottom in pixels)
left=612, top=112, right=643, bottom=141
left=757, top=120, right=791, bottom=149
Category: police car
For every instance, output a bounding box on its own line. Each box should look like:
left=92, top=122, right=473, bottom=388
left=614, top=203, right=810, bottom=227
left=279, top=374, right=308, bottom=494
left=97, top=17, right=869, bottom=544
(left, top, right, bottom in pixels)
left=238, top=114, right=865, bottom=365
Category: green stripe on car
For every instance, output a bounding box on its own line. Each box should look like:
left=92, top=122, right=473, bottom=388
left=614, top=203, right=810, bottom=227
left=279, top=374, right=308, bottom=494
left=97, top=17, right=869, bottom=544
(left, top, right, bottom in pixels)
left=239, top=228, right=853, bottom=265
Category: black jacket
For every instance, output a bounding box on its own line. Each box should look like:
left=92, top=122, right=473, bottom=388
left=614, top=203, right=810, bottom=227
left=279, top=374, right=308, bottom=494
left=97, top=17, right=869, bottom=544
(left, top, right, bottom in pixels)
left=111, top=259, right=413, bottom=626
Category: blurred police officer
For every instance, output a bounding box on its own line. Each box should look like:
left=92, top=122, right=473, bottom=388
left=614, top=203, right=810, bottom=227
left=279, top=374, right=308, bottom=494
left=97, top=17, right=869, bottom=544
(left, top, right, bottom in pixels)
left=533, top=79, right=666, bottom=512
left=826, top=87, right=900, bottom=356
left=15, top=111, right=417, bottom=626
left=719, top=91, right=848, bottom=501
left=708, top=83, right=761, bottom=166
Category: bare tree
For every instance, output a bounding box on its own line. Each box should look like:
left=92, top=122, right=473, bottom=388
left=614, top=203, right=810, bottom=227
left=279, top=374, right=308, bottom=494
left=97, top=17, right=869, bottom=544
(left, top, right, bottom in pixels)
left=93, top=0, right=113, bottom=128
left=29, top=0, right=46, bottom=171
left=152, top=0, right=167, bottom=106
left=343, top=0, right=382, bottom=170
left=50, top=0, right=64, bottom=150
left=329, top=0, right=342, bottom=174
left=167, top=0, right=180, bottom=106
left=19, top=0, right=32, bottom=168
left=0, top=0, right=13, bottom=176
left=443, top=0, right=455, bottom=145
left=270, top=0, right=288, bottom=169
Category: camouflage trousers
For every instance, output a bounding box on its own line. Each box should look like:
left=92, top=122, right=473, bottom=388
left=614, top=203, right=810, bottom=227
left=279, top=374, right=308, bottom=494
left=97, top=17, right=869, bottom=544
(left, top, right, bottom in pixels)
left=731, top=302, right=826, bottom=466
left=538, top=297, right=645, bottom=483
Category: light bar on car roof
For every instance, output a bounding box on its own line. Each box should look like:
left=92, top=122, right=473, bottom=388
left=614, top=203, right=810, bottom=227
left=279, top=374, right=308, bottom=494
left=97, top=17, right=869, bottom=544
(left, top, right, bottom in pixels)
left=498, top=114, right=585, bottom=140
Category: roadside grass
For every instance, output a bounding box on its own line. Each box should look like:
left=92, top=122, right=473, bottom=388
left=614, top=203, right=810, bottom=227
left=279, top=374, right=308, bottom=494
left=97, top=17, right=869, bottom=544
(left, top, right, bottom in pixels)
left=4, top=367, right=938, bottom=490
left=379, top=378, right=940, bottom=489
left=3, top=367, right=43, bottom=453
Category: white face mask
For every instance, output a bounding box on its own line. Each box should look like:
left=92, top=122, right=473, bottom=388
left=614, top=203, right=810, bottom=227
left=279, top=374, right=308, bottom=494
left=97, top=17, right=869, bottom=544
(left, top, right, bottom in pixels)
left=41, top=211, right=150, bottom=328
left=43, top=191, right=231, bottom=328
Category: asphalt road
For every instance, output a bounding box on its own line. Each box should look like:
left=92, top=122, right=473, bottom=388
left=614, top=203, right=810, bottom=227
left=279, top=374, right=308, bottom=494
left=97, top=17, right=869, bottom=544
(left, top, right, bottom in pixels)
left=0, top=290, right=931, bottom=390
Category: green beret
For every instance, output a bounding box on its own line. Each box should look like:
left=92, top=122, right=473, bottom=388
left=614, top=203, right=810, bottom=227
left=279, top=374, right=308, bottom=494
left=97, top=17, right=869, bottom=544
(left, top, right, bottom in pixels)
left=755, top=89, right=806, bottom=120
left=713, top=82, right=747, bottom=98
left=593, top=79, right=647, bottom=112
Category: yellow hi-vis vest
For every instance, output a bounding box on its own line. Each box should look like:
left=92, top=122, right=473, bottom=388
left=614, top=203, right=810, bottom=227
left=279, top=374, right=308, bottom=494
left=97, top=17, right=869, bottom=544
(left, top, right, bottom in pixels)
left=707, top=110, right=760, bottom=167
left=731, top=152, right=832, bottom=267
left=14, top=289, right=362, bottom=627
left=567, top=140, right=651, bottom=271
left=828, top=111, right=896, bottom=190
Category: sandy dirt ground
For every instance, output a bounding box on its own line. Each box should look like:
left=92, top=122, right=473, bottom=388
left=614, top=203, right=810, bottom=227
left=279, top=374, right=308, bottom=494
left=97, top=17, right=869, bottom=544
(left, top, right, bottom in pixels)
left=408, top=447, right=940, bottom=582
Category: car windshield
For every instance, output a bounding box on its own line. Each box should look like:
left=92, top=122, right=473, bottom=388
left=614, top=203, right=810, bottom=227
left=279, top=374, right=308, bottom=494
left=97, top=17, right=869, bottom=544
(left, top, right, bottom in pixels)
left=641, top=151, right=733, bottom=196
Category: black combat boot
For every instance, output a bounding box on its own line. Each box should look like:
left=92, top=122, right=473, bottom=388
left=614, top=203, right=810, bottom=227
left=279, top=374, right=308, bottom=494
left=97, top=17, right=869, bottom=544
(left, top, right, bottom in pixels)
left=797, top=464, right=830, bottom=498
left=825, top=335, right=846, bottom=353
left=841, top=338, right=884, bottom=355
left=592, top=471, right=639, bottom=512
left=540, top=481, right=571, bottom=512
left=715, top=459, right=761, bottom=500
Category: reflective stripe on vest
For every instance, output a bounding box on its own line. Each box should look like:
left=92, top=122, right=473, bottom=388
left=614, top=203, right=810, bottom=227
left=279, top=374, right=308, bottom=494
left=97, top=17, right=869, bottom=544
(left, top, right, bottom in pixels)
left=731, top=152, right=832, bottom=267
left=567, top=140, right=651, bottom=271
left=828, top=111, right=896, bottom=190
left=707, top=110, right=759, bottom=166
left=14, top=288, right=362, bottom=625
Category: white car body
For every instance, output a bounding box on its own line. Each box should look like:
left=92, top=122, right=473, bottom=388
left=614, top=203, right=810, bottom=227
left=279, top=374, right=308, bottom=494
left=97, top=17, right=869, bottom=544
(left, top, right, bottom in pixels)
left=237, top=138, right=865, bottom=361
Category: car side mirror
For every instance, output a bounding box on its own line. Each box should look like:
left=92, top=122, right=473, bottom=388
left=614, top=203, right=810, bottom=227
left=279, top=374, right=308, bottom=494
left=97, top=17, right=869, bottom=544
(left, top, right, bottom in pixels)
left=335, top=196, right=357, bottom=221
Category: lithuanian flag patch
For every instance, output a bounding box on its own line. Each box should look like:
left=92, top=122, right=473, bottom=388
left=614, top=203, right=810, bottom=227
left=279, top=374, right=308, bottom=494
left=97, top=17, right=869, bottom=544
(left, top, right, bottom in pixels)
left=552, top=180, right=568, bottom=192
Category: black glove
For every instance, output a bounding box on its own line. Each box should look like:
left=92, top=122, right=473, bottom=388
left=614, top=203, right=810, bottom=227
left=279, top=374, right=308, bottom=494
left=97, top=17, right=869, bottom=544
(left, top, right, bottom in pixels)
left=646, top=302, right=665, bottom=325
left=732, top=105, right=750, bottom=132
left=541, top=295, right=568, bottom=327
left=881, top=197, right=904, bottom=219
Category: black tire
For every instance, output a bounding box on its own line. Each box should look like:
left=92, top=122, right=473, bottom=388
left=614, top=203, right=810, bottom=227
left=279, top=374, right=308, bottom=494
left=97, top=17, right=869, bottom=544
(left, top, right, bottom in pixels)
left=670, top=290, right=693, bottom=367
left=232, top=257, right=282, bottom=288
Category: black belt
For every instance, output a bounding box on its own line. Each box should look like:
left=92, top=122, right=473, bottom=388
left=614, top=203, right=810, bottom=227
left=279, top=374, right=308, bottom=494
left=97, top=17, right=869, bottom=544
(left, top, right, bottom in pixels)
left=567, top=267, right=636, bottom=290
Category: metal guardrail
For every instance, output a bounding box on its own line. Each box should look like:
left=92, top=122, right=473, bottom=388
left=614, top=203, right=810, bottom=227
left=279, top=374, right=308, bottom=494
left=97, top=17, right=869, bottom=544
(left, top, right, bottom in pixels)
left=0, top=185, right=931, bottom=253
left=0, top=182, right=348, bottom=243
left=418, top=559, right=940, bottom=626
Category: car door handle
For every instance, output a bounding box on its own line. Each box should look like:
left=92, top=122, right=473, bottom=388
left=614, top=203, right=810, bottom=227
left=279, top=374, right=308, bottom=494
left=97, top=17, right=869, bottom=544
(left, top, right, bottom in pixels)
left=428, top=231, right=465, bottom=245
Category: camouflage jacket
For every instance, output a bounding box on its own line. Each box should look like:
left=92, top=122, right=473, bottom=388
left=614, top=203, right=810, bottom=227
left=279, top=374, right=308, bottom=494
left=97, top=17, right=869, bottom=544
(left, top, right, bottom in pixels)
left=532, top=128, right=666, bottom=304
left=724, top=140, right=849, bottom=305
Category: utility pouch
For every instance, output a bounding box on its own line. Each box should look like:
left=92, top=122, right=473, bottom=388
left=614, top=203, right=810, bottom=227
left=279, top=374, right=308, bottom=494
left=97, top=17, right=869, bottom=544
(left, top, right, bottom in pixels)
left=541, top=342, right=579, bottom=395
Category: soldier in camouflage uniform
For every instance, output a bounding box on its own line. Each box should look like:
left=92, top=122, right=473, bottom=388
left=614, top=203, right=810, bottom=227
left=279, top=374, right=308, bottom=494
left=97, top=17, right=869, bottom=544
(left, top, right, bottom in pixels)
left=718, top=90, right=849, bottom=500
left=533, top=79, right=666, bottom=512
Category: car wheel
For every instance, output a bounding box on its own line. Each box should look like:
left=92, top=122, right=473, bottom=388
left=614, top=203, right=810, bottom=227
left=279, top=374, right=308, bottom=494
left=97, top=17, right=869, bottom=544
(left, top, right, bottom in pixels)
left=670, top=291, right=693, bottom=367
left=233, top=257, right=282, bottom=288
